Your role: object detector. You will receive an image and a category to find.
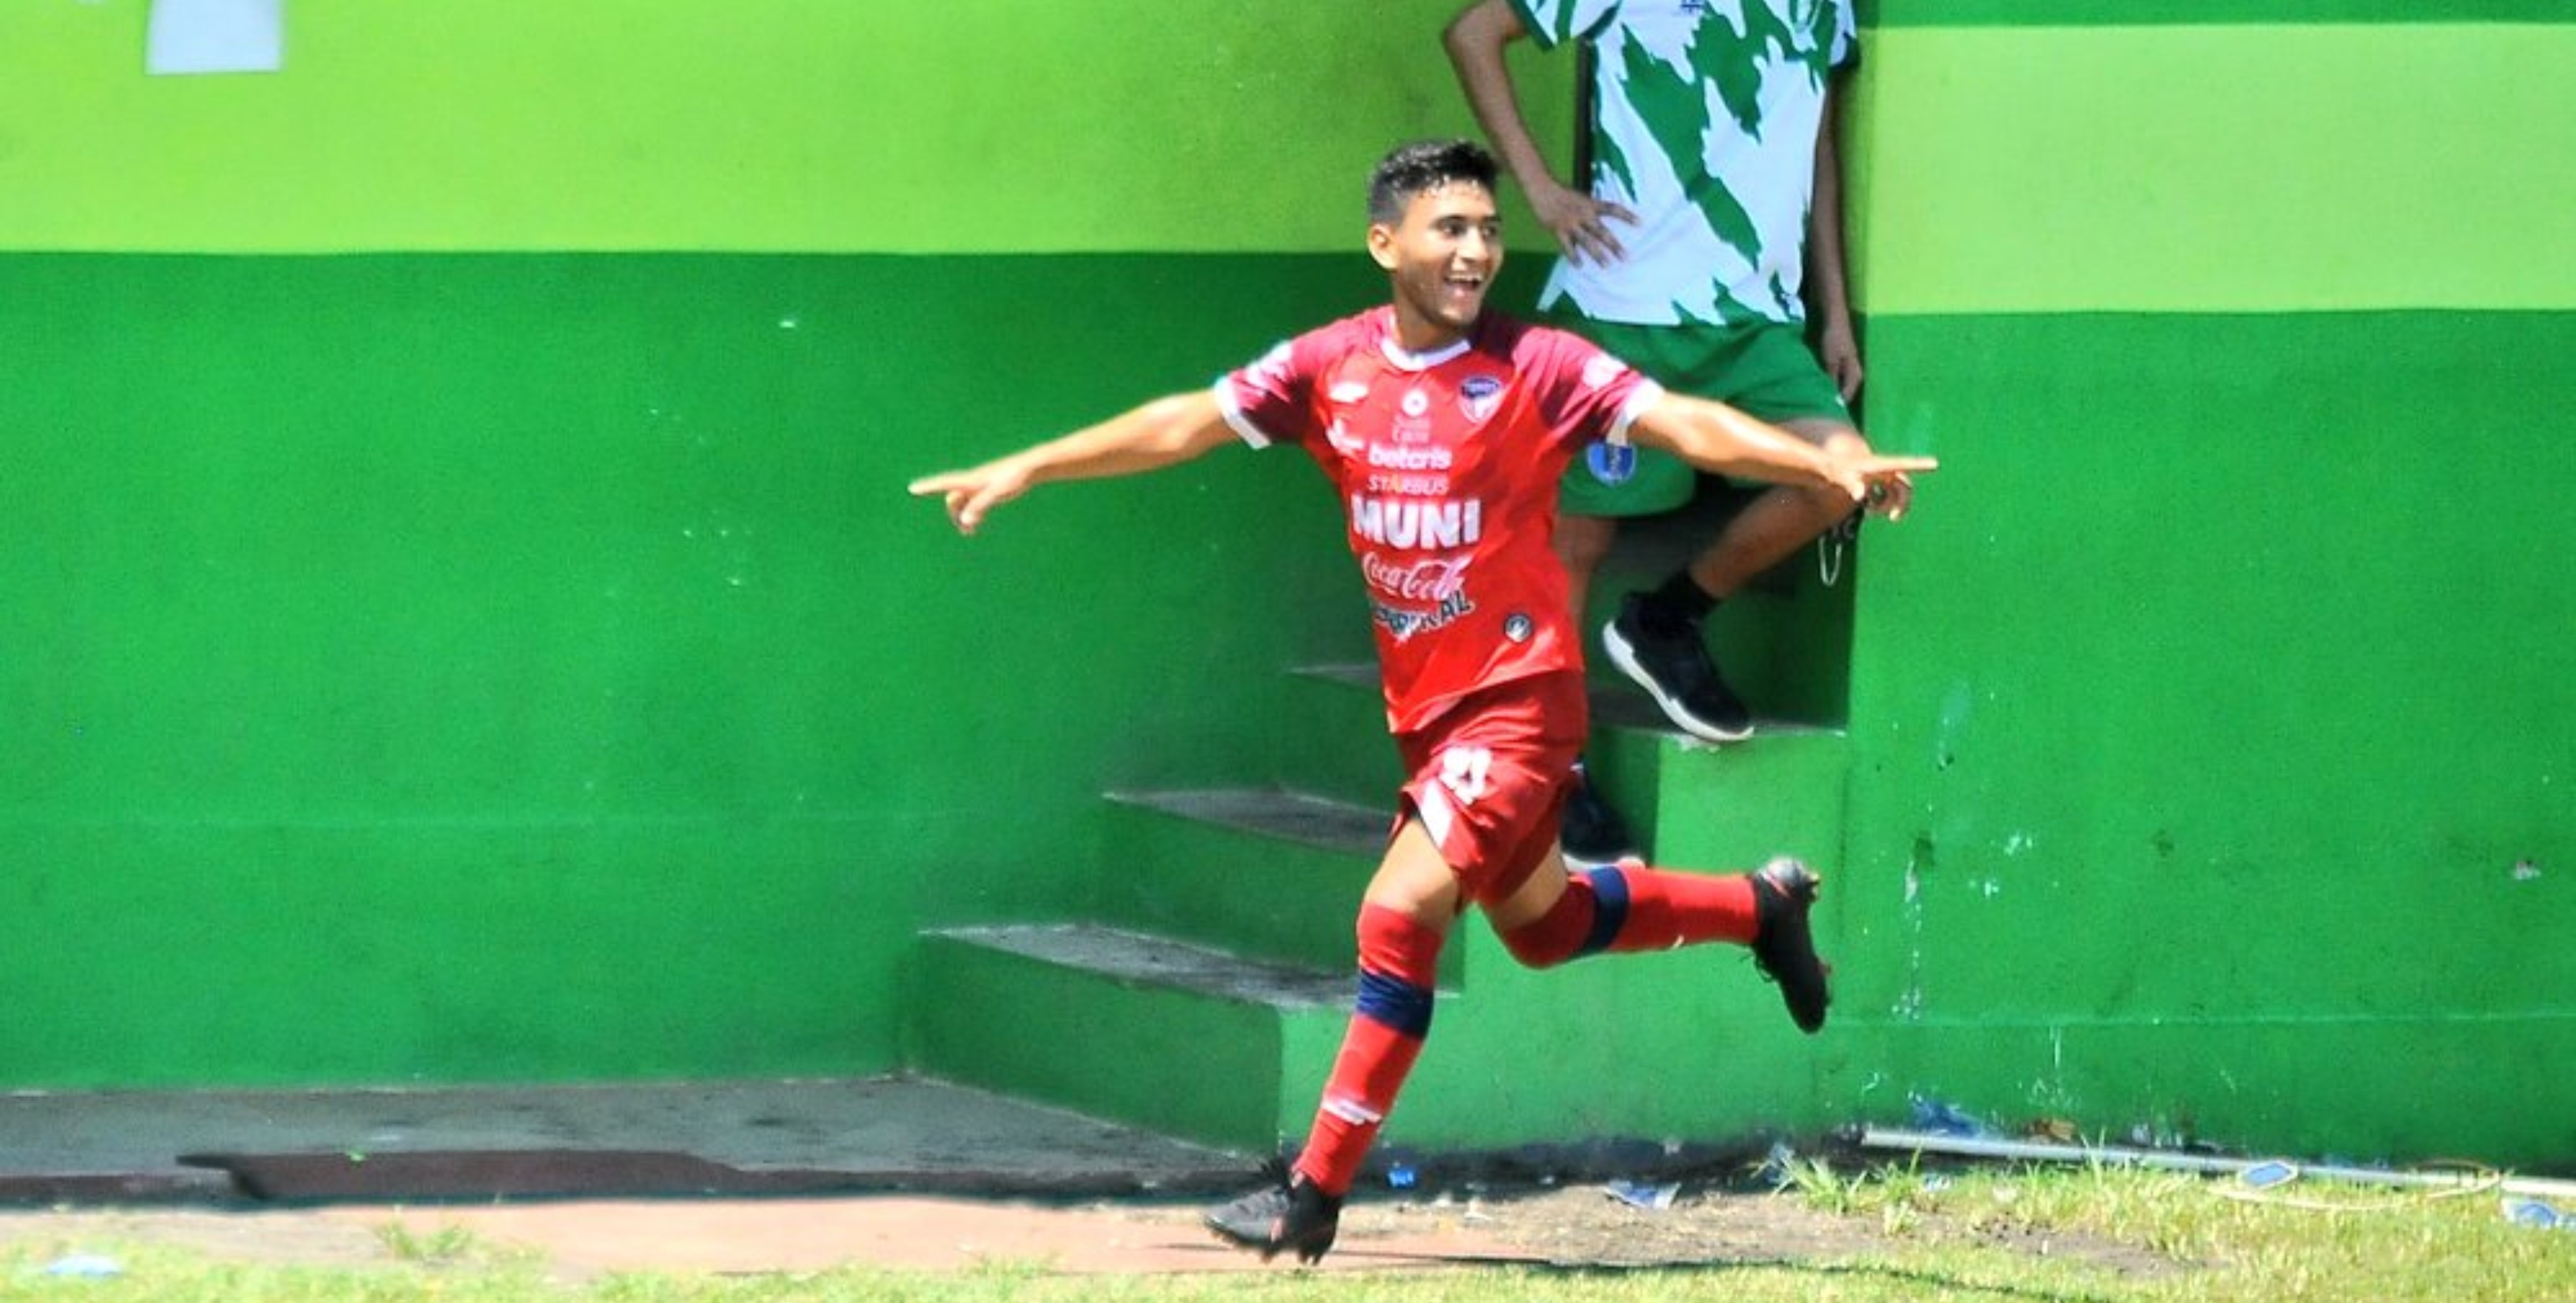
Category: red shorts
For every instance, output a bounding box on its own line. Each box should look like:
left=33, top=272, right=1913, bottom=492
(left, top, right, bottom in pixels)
left=1393, top=670, right=1589, bottom=906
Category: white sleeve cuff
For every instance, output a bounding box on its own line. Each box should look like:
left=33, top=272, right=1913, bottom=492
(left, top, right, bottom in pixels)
left=1212, top=380, right=1276, bottom=449
left=1606, top=379, right=1665, bottom=447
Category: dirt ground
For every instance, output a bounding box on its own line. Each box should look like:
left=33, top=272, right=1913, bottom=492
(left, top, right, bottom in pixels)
left=0, top=1181, right=2188, bottom=1280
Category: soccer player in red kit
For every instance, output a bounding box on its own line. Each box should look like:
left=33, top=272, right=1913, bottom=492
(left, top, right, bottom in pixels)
left=911, top=139, right=1933, bottom=1264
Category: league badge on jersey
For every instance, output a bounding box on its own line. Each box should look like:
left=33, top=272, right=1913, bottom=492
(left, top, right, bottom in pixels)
left=1458, top=375, right=1504, bottom=425
left=1586, top=443, right=1638, bottom=486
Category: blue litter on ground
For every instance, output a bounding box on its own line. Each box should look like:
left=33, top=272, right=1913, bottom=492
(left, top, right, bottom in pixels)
left=40, top=1254, right=123, bottom=1279
left=2239, top=1160, right=2300, bottom=1189
left=1605, top=1180, right=1679, bottom=1211
left=2503, top=1196, right=2570, bottom=1230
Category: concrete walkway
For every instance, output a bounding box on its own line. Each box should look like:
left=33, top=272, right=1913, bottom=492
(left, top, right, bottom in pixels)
left=0, top=1076, right=1249, bottom=1203
left=0, top=1078, right=1548, bottom=1275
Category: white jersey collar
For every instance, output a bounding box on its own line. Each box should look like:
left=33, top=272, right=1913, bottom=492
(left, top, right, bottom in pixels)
left=1376, top=325, right=1473, bottom=373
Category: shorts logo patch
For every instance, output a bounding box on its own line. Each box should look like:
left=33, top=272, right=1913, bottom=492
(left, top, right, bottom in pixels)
left=1586, top=443, right=1638, bottom=485
left=1503, top=612, right=1533, bottom=644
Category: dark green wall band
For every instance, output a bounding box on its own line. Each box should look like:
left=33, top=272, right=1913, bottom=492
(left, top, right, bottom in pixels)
left=1837, top=306, right=2574, bottom=1166
left=1849, top=305, right=2574, bottom=1018
left=0, top=249, right=1380, bottom=1086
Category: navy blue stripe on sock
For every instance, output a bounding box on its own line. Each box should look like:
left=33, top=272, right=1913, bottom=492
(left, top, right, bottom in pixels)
left=1578, top=867, right=1630, bottom=957
left=1354, top=969, right=1436, bottom=1039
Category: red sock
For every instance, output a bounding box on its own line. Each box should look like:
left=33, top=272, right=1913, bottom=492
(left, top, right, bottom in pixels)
left=1498, top=863, right=1758, bottom=969
left=1610, top=863, right=1758, bottom=950
left=1293, top=904, right=1443, bottom=1196
left=1498, top=873, right=1598, bottom=967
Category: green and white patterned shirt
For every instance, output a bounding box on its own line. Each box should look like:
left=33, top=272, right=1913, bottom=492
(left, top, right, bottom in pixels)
left=1510, top=0, right=1855, bottom=327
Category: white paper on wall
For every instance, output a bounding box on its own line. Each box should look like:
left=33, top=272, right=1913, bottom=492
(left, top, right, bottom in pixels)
left=147, top=0, right=284, bottom=76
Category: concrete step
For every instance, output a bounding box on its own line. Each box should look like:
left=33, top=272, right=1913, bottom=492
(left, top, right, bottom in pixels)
left=0, top=1077, right=1252, bottom=1203
left=1269, top=661, right=1849, bottom=874
left=1608, top=726, right=1852, bottom=873
left=909, top=923, right=1359, bottom=1151
left=1276, top=658, right=1690, bottom=833
left=1096, top=787, right=1395, bottom=976
left=1269, top=665, right=1403, bottom=807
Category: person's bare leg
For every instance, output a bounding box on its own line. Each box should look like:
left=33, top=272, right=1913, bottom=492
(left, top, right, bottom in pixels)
left=1555, top=512, right=1620, bottom=634
left=1552, top=511, right=1641, bottom=859
left=1682, top=420, right=1862, bottom=599
left=1604, top=421, right=1863, bottom=742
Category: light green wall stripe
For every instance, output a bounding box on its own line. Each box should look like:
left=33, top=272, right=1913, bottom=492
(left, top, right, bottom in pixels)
left=0, top=2, right=1567, bottom=255
left=1851, top=24, right=2576, bottom=313
left=1866, top=0, right=2571, bottom=24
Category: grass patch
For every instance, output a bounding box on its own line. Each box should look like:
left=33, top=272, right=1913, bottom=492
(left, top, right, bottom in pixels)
left=1765, top=1157, right=2565, bottom=1303
left=1, top=1163, right=2567, bottom=1302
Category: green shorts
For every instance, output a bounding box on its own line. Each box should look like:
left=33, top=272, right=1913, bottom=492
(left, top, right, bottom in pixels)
left=1557, top=317, right=1853, bottom=519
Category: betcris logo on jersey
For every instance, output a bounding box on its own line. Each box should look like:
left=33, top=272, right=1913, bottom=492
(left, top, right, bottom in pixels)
left=1586, top=443, right=1638, bottom=486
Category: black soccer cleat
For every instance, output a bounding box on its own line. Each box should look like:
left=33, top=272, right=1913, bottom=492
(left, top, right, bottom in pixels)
left=1750, top=856, right=1830, bottom=1034
left=1559, top=769, right=1642, bottom=866
left=1204, top=1164, right=1343, bottom=1264
left=1602, top=594, right=1754, bottom=743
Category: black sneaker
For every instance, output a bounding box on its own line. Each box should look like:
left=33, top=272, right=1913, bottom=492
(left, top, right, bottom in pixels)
left=1204, top=1164, right=1342, bottom=1264
left=1601, top=595, right=1754, bottom=743
left=1750, top=857, right=1830, bottom=1034
left=1559, top=770, right=1642, bottom=865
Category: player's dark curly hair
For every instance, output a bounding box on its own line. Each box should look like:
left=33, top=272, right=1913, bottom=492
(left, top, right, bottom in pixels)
left=1367, top=139, right=1497, bottom=226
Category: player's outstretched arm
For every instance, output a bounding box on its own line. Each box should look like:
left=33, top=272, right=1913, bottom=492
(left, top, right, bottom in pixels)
left=1627, top=391, right=1936, bottom=509
left=908, top=391, right=1237, bottom=535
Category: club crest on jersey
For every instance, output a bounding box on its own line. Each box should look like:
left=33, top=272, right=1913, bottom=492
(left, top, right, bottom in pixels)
left=1458, top=375, right=1504, bottom=424
left=1586, top=444, right=1638, bottom=485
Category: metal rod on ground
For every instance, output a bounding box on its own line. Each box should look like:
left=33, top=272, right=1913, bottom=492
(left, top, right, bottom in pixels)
left=1855, top=1127, right=2576, bottom=1203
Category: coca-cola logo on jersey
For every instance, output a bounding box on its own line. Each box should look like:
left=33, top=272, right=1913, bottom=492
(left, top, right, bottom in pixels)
left=1361, top=552, right=1470, bottom=603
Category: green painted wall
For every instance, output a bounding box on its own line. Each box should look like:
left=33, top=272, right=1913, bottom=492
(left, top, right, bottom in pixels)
left=1814, top=12, right=2576, bottom=1166
left=1865, top=1, right=2570, bottom=25
left=0, top=1, right=1554, bottom=1088
left=6, top=0, right=2570, bottom=1172
left=0, top=0, right=1563, bottom=255
left=0, top=250, right=1382, bottom=1086
left=1847, top=23, right=2576, bottom=313
left=1389, top=11, right=2576, bottom=1169
left=1837, top=311, right=2574, bottom=1163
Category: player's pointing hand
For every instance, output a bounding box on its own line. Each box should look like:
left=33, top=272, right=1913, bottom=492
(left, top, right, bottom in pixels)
left=908, top=461, right=1030, bottom=536
left=1833, top=453, right=1937, bottom=522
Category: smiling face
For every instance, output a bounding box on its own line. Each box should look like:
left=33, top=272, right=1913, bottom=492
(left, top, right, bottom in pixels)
left=1368, top=180, right=1503, bottom=353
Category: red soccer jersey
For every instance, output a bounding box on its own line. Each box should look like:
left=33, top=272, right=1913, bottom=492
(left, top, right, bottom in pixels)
left=1218, top=307, right=1661, bottom=732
